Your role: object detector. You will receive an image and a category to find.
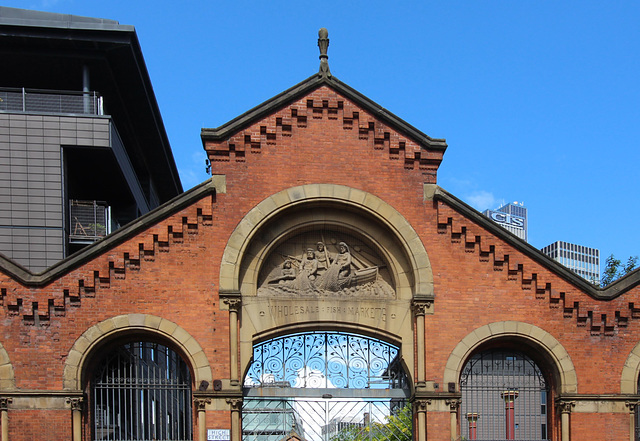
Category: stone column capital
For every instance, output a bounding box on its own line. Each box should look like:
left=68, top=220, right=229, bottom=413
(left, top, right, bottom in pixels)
left=194, top=397, right=211, bottom=411
left=0, top=397, right=12, bottom=411
left=413, top=399, right=431, bottom=412
left=226, top=398, right=243, bottom=411
left=466, top=412, right=479, bottom=421
left=557, top=400, right=575, bottom=414
left=66, top=397, right=83, bottom=411
left=625, top=400, right=640, bottom=413
left=412, top=299, right=433, bottom=317
left=445, top=398, right=461, bottom=412
left=222, top=297, right=242, bottom=312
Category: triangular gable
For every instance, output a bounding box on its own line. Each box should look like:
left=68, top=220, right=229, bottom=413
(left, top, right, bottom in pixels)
left=201, top=73, right=447, bottom=180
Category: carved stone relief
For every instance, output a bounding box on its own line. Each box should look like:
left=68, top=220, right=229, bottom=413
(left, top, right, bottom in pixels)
left=257, top=230, right=395, bottom=298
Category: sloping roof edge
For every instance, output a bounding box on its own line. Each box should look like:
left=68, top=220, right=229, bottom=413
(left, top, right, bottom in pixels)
left=0, top=178, right=217, bottom=287
left=0, top=6, right=183, bottom=198
left=201, top=73, right=447, bottom=151
left=0, top=6, right=129, bottom=31
left=432, top=186, right=640, bottom=299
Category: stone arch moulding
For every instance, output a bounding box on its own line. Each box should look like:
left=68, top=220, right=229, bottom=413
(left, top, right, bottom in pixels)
left=443, top=321, right=578, bottom=394
left=218, top=184, right=434, bottom=297
left=0, top=341, right=15, bottom=390
left=63, top=314, right=213, bottom=391
left=620, top=340, right=640, bottom=394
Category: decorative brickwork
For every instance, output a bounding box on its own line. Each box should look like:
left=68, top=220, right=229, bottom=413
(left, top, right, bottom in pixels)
left=204, top=87, right=444, bottom=182
left=435, top=198, right=636, bottom=336
left=0, top=61, right=638, bottom=441
left=0, top=195, right=214, bottom=325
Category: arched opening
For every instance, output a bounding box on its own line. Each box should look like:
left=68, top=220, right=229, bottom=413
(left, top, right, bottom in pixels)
left=89, top=340, right=193, bottom=441
left=636, top=374, right=640, bottom=441
left=460, top=349, right=550, bottom=441
left=242, top=331, right=411, bottom=441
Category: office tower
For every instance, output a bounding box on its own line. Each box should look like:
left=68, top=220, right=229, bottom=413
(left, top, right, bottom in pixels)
left=541, top=240, right=600, bottom=284
left=482, top=201, right=528, bottom=242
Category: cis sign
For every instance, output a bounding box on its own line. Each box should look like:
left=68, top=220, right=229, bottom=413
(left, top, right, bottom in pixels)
left=488, top=211, right=525, bottom=229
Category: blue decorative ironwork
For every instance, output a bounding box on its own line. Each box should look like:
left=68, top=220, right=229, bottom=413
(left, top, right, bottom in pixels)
left=246, top=332, right=405, bottom=390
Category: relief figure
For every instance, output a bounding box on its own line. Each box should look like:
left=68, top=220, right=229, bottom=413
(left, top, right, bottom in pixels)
left=267, top=260, right=297, bottom=285
left=316, top=242, right=333, bottom=275
left=293, top=248, right=319, bottom=291
left=317, top=242, right=353, bottom=291
left=258, top=237, right=395, bottom=298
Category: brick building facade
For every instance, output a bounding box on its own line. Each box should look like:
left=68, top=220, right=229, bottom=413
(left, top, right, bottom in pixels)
left=1, top=28, right=640, bottom=441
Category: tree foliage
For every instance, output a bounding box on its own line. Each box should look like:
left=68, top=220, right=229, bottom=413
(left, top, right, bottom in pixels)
left=330, top=404, right=412, bottom=441
left=601, top=254, right=638, bottom=286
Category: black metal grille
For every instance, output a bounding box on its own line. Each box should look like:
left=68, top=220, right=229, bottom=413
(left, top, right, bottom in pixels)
left=92, top=342, right=192, bottom=441
left=0, top=87, right=101, bottom=114
left=460, top=350, right=549, bottom=441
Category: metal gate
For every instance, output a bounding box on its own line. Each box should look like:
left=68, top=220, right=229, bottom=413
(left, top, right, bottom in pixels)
left=243, top=398, right=409, bottom=441
left=243, top=332, right=411, bottom=441
left=460, top=350, right=549, bottom=441
left=92, top=342, right=193, bottom=441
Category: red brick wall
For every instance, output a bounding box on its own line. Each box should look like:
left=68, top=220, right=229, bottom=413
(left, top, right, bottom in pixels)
left=426, top=411, right=451, bottom=441
left=571, top=412, right=629, bottom=441
left=8, top=410, right=71, bottom=440
left=0, top=84, right=639, bottom=440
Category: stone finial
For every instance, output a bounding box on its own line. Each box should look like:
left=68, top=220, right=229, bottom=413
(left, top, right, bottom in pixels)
left=318, top=28, right=331, bottom=77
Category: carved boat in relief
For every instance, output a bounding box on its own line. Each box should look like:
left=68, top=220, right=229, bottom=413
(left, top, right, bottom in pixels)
left=353, top=266, right=378, bottom=284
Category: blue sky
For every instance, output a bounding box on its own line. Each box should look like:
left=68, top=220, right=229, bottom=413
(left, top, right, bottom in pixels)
left=5, top=0, right=639, bottom=272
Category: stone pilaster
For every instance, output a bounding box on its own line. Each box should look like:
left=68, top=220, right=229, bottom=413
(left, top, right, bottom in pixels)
left=412, top=297, right=433, bottom=389
left=226, top=398, right=243, bottom=441
left=221, top=294, right=242, bottom=386
left=194, top=397, right=211, bottom=441
left=445, top=399, right=461, bottom=441
left=625, top=401, right=639, bottom=441
left=413, top=399, right=431, bottom=441
left=557, top=400, right=575, bottom=441
left=66, top=397, right=83, bottom=441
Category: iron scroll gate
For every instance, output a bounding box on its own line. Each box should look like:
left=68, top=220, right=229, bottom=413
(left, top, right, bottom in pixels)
left=243, top=332, right=412, bottom=441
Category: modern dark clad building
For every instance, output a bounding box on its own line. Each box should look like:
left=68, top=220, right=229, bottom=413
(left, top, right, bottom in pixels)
left=0, top=7, right=182, bottom=271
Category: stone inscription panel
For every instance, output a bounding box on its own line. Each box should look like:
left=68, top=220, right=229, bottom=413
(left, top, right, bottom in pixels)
left=266, top=304, right=391, bottom=322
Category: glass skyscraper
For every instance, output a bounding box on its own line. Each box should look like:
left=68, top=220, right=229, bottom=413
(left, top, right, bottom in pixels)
left=541, top=241, right=600, bottom=284
left=482, top=202, right=528, bottom=242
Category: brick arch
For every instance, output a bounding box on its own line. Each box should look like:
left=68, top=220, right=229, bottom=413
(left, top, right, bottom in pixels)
left=443, top=321, right=577, bottom=394
left=620, top=341, right=640, bottom=393
left=63, top=314, right=212, bottom=391
left=0, top=341, right=15, bottom=390
left=218, top=183, right=433, bottom=297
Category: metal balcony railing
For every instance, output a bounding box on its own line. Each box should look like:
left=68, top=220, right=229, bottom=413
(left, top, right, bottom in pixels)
left=69, top=200, right=111, bottom=244
left=0, top=87, right=103, bottom=115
